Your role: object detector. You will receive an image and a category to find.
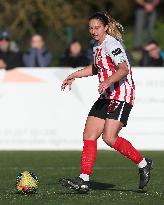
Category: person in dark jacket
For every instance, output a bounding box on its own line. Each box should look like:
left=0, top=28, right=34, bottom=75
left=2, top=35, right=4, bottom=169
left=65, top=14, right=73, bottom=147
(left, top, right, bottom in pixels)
left=0, top=31, right=23, bottom=70
left=134, top=0, right=160, bottom=49
left=140, top=40, right=163, bottom=66
left=23, top=34, right=52, bottom=67
left=59, top=40, right=90, bottom=68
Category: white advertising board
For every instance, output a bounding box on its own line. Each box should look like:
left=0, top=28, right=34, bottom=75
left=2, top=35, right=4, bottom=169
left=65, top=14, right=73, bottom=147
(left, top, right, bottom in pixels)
left=0, top=67, right=163, bottom=150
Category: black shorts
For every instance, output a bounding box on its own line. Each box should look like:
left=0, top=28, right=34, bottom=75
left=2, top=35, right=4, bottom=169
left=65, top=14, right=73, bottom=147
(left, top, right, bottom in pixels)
left=88, top=99, right=133, bottom=127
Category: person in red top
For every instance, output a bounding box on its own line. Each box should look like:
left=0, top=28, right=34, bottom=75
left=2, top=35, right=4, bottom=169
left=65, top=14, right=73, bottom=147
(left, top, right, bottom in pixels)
left=60, top=12, right=153, bottom=192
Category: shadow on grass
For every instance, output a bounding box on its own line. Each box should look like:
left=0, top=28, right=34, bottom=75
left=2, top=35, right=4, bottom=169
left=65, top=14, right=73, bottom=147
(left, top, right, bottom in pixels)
left=38, top=179, right=147, bottom=196
left=90, top=181, right=115, bottom=190
left=57, top=181, right=115, bottom=195
left=58, top=181, right=147, bottom=195
left=90, top=181, right=147, bottom=193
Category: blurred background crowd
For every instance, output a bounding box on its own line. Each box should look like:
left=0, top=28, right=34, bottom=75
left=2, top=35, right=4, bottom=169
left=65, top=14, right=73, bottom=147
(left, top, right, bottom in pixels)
left=0, top=0, right=163, bottom=70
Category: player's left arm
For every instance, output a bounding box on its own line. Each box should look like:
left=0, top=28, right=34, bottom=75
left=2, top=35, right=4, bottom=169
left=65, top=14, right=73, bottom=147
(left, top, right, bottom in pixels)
left=99, top=41, right=129, bottom=94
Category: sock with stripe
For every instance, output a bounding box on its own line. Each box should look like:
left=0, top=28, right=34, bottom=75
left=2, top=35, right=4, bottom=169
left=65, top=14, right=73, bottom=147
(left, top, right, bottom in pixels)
left=112, top=136, right=144, bottom=165
left=137, top=158, right=147, bottom=168
left=79, top=140, right=97, bottom=181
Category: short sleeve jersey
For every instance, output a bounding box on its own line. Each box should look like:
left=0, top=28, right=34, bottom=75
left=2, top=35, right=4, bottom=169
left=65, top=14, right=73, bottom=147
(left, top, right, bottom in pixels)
left=93, top=34, right=135, bottom=105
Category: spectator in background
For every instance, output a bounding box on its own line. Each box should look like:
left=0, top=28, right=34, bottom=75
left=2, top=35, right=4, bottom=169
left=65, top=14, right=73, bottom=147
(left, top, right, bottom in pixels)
left=0, top=31, right=23, bottom=70
left=23, top=34, right=52, bottom=67
left=59, top=40, right=89, bottom=68
left=140, top=40, right=163, bottom=66
left=134, top=0, right=160, bottom=49
left=86, top=38, right=96, bottom=64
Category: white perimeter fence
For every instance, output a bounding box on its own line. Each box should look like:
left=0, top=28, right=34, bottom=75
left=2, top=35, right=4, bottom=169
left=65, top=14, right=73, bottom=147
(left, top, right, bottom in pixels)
left=0, top=67, right=163, bottom=150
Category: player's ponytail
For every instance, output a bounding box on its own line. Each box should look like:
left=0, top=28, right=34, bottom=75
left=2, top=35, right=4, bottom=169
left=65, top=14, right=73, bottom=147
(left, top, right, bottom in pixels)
left=106, top=14, right=124, bottom=42
left=89, top=12, right=124, bottom=42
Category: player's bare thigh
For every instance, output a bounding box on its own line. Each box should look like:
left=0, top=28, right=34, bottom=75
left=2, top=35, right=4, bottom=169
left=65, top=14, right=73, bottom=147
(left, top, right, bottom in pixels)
left=102, top=119, right=123, bottom=146
left=83, top=116, right=105, bottom=141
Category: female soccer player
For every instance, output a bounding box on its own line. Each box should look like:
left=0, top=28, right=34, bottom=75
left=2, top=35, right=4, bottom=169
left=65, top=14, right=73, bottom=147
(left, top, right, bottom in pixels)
left=60, top=12, right=153, bottom=192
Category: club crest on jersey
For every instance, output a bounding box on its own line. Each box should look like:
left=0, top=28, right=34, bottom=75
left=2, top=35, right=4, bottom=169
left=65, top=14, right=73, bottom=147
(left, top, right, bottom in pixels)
left=112, top=48, right=122, bottom=56
left=97, top=54, right=102, bottom=61
left=96, top=48, right=103, bottom=61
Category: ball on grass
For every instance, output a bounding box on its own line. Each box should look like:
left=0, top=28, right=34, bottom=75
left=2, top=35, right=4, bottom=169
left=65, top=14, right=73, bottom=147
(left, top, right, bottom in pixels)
left=16, top=171, right=38, bottom=194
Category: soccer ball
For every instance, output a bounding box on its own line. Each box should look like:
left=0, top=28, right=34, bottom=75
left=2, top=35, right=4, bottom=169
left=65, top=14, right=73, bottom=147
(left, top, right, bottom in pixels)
left=16, top=171, right=39, bottom=194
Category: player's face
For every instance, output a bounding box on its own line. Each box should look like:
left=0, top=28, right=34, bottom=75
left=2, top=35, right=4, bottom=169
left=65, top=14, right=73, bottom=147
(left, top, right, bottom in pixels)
left=89, top=19, right=108, bottom=44
left=31, top=35, right=44, bottom=49
left=0, top=38, right=10, bottom=51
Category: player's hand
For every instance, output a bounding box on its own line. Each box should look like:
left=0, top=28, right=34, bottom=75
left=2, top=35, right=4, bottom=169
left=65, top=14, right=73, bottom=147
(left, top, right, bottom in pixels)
left=0, top=59, right=7, bottom=69
left=144, top=3, right=154, bottom=13
left=61, top=74, right=75, bottom=91
left=98, top=78, right=111, bottom=94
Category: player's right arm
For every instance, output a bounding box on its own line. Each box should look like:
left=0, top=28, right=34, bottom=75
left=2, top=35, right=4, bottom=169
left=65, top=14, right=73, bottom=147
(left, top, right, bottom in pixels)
left=61, top=64, right=97, bottom=91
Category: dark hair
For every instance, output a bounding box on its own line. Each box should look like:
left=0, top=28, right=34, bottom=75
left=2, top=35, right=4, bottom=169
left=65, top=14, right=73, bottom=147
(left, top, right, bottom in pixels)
left=146, top=40, right=159, bottom=46
left=89, top=12, right=124, bottom=42
left=89, top=12, right=109, bottom=26
left=65, top=39, right=82, bottom=56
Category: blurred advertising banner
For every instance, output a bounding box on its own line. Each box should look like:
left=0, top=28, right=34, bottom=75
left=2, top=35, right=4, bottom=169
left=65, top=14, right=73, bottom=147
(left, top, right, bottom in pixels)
left=0, top=68, right=163, bottom=150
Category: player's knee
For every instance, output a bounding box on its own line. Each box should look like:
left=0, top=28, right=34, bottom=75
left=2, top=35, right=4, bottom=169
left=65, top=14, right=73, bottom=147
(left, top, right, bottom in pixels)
left=102, top=133, right=116, bottom=147
left=83, top=130, right=99, bottom=141
left=83, top=131, right=93, bottom=140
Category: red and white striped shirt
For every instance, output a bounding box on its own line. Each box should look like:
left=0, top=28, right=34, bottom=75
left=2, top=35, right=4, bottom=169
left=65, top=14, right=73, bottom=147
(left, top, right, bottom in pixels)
left=93, top=34, right=135, bottom=105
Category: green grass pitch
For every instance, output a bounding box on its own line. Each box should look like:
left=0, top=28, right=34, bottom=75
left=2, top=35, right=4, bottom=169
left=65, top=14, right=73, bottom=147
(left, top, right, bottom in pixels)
left=0, top=151, right=163, bottom=205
